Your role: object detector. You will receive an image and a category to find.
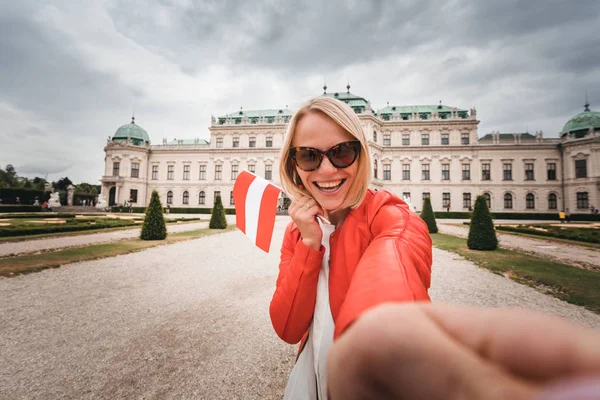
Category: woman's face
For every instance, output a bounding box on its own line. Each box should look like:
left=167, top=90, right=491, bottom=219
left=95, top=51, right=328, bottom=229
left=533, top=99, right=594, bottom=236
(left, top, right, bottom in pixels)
left=292, top=111, right=359, bottom=213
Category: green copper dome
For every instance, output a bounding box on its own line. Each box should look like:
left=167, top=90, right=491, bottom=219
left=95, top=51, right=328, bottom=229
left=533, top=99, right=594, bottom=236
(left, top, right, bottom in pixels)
left=561, top=107, right=600, bottom=138
left=112, top=117, right=150, bottom=145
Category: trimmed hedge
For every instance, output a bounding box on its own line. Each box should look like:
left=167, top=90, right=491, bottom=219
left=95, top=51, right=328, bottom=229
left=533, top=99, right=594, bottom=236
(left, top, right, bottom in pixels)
left=496, top=225, right=600, bottom=244
left=111, top=206, right=236, bottom=215
left=0, top=213, right=76, bottom=219
left=0, top=220, right=139, bottom=238
left=420, top=197, right=438, bottom=233
left=209, top=195, right=228, bottom=229
left=0, top=188, right=49, bottom=205
left=434, top=211, right=600, bottom=221
left=0, top=205, right=43, bottom=213
left=140, top=191, right=167, bottom=240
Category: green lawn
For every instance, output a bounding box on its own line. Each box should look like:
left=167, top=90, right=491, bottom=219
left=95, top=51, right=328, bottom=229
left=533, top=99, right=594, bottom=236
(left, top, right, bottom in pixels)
left=431, top=233, right=600, bottom=314
left=496, top=224, right=600, bottom=245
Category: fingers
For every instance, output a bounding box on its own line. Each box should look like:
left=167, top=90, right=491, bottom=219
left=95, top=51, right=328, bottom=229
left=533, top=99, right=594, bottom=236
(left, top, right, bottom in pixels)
left=328, top=303, right=538, bottom=400
left=419, top=304, right=600, bottom=381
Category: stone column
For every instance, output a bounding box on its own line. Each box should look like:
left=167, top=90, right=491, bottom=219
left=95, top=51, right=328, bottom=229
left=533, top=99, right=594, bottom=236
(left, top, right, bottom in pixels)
left=67, top=185, right=75, bottom=206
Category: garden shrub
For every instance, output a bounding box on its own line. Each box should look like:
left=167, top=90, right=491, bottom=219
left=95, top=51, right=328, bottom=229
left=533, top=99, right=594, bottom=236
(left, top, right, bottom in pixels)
left=420, top=197, right=438, bottom=233
left=209, top=194, right=228, bottom=229
left=467, top=195, right=498, bottom=250
left=140, top=190, right=167, bottom=240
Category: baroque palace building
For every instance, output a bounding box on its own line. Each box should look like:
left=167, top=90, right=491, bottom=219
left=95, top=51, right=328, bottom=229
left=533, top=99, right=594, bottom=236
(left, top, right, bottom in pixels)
left=100, top=88, right=600, bottom=213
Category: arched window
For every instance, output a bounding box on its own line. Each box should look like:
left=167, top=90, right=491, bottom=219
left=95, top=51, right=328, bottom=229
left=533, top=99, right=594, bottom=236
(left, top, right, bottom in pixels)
left=374, top=160, right=378, bottom=179
left=548, top=193, right=557, bottom=209
left=483, top=193, right=491, bottom=209
left=182, top=191, right=189, bottom=205
left=526, top=193, right=535, bottom=209
left=504, top=193, right=512, bottom=209
left=199, top=191, right=205, bottom=205
left=167, top=191, right=173, bottom=205
left=373, top=130, right=377, bottom=142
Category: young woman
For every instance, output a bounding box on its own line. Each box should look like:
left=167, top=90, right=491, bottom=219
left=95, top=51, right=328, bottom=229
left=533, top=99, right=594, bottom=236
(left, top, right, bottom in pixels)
left=270, top=96, right=432, bottom=399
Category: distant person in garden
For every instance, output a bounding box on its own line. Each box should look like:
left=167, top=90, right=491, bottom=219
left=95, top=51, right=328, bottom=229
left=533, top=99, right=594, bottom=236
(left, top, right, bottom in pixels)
left=446, top=203, right=450, bottom=212
left=128, top=197, right=134, bottom=213
left=270, top=96, right=432, bottom=399
left=15, top=196, right=20, bottom=205
left=559, top=210, right=566, bottom=223
left=566, top=208, right=572, bottom=223
left=42, top=201, right=48, bottom=211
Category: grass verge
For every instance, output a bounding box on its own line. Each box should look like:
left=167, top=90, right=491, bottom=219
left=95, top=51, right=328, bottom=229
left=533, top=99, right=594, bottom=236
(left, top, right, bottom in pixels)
left=431, top=233, right=600, bottom=314
left=0, top=226, right=236, bottom=277
left=494, top=228, right=600, bottom=250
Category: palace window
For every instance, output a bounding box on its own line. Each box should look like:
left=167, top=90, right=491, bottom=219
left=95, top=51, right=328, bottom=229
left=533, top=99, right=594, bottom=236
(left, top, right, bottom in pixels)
left=167, top=191, right=173, bottom=205
left=504, top=193, right=513, bottom=209
left=265, top=165, right=272, bottom=180
left=526, top=193, right=535, bottom=209
left=462, top=164, right=471, bottom=180
left=216, top=137, right=223, bottom=148
left=214, top=191, right=221, bottom=203
left=249, top=136, right=256, bottom=148
left=402, top=134, right=410, bottom=145
left=232, top=137, right=239, bottom=148
left=151, top=165, right=158, bottom=180
left=402, top=192, right=411, bottom=201
left=231, top=165, right=238, bottom=180
left=383, top=133, right=391, bottom=146
left=167, top=165, right=174, bottom=180
left=199, top=165, right=206, bottom=180
left=577, top=192, right=589, bottom=209
left=483, top=192, right=491, bottom=209
left=548, top=193, right=557, bottom=209
left=503, top=163, right=512, bottom=180
left=230, top=191, right=234, bottom=206
left=421, top=164, right=430, bottom=180
left=112, top=162, right=120, bottom=177
left=131, top=162, right=139, bottom=178
left=214, top=165, right=222, bottom=180
left=373, top=131, right=377, bottom=142
left=575, top=160, right=587, bottom=178
left=421, top=133, right=429, bottom=145
left=463, top=193, right=471, bottom=209
left=248, top=164, right=255, bottom=173
left=183, top=165, right=190, bottom=180
left=441, top=164, right=450, bottom=180
left=402, top=164, right=411, bottom=180
left=442, top=192, right=451, bottom=207
left=461, top=133, right=470, bottom=145
left=441, top=133, right=449, bottom=145
left=383, top=164, right=391, bottom=180
left=547, top=163, right=557, bottom=180
left=423, top=192, right=430, bottom=201
left=266, top=136, right=273, bottom=147
left=129, top=189, right=138, bottom=203
left=199, top=191, right=205, bottom=205
left=373, top=161, right=378, bottom=179
left=183, top=191, right=189, bottom=205
left=525, top=163, right=534, bottom=180
left=482, top=163, right=491, bottom=180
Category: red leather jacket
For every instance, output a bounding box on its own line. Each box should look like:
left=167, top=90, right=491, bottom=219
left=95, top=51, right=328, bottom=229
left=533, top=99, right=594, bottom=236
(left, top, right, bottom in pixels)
left=269, top=189, right=432, bottom=349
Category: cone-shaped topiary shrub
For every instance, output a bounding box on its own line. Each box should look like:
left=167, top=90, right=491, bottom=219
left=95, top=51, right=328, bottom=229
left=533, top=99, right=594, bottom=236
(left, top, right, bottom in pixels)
left=420, top=197, right=438, bottom=233
left=209, top=194, right=228, bottom=229
left=140, top=190, right=167, bottom=240
left=467, top=195, right=498, bottom=250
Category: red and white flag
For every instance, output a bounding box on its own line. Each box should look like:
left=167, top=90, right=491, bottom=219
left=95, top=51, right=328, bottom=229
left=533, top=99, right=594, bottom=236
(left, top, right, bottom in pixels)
left=233, top=170, right=282, bottom=253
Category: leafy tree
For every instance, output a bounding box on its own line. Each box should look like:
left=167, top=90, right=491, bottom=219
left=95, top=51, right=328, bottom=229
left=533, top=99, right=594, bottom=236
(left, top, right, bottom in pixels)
left=209, top=194, right=228, bottom=229
left=54, top=177, right=73, bottom=191
left=140, top=190, right=167, bottom=240
left=420, top=197, right=438, bottom=233
left=467, top=195, right=498, bottom=250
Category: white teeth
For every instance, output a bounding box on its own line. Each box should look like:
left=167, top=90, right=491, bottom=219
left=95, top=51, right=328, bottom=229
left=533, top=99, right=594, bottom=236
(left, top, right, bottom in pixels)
left=316, top=180, right=342, bottom=188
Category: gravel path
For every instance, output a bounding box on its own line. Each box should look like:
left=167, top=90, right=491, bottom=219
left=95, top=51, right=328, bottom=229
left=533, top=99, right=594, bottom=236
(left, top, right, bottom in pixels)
left=1, top=216, right=599, bottom=399
left=438, top=222, right=600, bottom=268
left=0, top=217, right=231, bottom=258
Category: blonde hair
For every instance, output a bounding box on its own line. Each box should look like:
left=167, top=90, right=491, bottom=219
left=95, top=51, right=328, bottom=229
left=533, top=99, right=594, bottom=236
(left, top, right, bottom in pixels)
left=279, top=96, right=371, bottom=210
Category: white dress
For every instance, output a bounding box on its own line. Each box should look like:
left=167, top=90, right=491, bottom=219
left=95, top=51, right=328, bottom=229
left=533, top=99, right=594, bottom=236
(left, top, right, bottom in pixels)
left=284, top=221, right=336, bottom=400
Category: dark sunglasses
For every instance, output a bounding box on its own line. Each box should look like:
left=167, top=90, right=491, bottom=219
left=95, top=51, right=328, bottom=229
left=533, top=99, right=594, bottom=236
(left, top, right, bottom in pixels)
left=290, top=140, right=361, bottom=172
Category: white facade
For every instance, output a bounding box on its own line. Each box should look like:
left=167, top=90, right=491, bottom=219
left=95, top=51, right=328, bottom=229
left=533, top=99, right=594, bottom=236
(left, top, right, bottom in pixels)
left=101, top=92, right=600, bottom=214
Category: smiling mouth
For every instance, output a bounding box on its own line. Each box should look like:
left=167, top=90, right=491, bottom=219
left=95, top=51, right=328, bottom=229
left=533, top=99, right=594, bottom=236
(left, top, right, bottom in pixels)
left=314, top=179, right=346, bottom=193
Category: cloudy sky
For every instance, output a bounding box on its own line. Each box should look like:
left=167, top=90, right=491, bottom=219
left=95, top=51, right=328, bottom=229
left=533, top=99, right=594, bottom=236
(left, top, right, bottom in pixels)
left=1, top=0, right=599, bottom=184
